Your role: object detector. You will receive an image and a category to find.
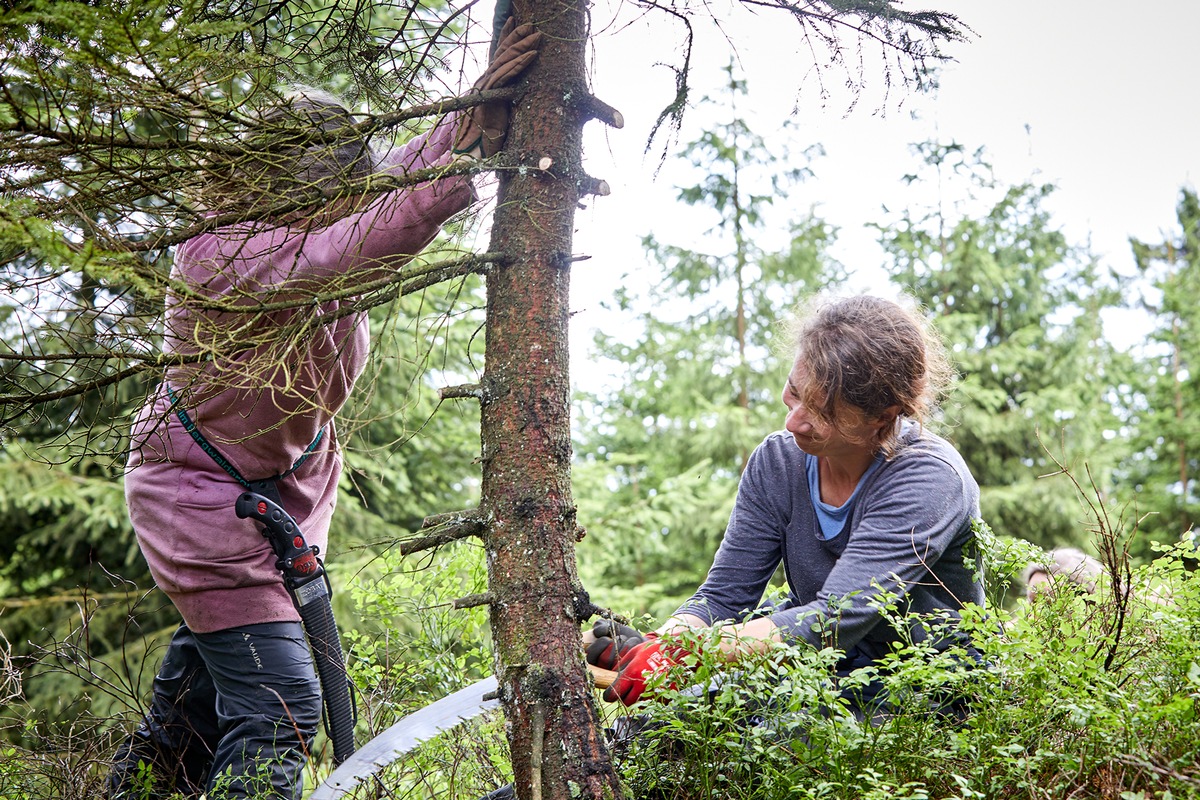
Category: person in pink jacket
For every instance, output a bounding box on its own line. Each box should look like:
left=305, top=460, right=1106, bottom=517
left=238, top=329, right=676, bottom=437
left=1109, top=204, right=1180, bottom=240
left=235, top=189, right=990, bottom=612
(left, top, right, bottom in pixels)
left=106, top=22, right=541, bottom=800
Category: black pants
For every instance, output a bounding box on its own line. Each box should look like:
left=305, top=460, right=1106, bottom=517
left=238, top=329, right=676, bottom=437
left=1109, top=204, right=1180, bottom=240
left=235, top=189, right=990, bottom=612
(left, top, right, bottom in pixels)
left=106, top=622, right=322, bottom=800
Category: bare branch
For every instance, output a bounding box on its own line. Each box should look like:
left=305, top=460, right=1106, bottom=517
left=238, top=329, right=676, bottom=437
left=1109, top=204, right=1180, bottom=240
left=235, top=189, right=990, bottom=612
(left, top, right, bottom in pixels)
left=576, top=94, right=624, bottom=129
left=439, top=383, right=484, bottom=400
left=452, top=592, right=494, bottom=609
left=397, top=508, right=487, bottom=555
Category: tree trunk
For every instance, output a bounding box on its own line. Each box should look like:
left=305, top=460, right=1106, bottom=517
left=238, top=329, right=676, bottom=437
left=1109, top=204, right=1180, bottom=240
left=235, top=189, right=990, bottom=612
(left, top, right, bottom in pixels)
left=478, top=0, right=622, bottom=797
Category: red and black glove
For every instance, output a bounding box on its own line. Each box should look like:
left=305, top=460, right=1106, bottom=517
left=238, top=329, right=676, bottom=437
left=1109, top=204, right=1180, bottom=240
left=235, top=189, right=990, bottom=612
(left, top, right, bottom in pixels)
left=585, top=619, right=646, bottom=671
left=602, top=633, right=691, bottom=706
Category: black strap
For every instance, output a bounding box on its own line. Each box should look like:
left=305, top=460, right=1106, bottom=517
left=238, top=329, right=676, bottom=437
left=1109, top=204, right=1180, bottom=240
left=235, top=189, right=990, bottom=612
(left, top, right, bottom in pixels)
left=165, top=384, right=325, bottom=491
left=248, top=477, right=284, bottom=506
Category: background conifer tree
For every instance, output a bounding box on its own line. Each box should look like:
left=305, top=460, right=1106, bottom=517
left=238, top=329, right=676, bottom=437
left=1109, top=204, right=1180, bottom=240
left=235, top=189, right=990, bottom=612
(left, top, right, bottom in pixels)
left=876, top=141, right=1129, bottom=552
left=1121, top=188, right=1200, bottom=554
left=575, top=67, right=845, bottom=617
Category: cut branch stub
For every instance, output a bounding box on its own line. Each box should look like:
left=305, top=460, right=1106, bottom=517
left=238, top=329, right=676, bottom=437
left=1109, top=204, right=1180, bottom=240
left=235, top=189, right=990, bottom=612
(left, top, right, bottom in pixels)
left=577, top=94, right=624, bottom=129
left=579, top=176, right=610, bottom=197
left=453, top=592, right=495, bottom=610
left=439, top=383, right=484, bottom=401
left=398, top=509, right=486, bottom=556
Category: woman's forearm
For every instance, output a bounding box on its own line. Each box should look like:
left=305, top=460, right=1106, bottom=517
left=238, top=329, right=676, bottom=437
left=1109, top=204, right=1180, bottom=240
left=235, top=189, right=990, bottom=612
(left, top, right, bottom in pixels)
left=659, top=613, right=783, bottom=662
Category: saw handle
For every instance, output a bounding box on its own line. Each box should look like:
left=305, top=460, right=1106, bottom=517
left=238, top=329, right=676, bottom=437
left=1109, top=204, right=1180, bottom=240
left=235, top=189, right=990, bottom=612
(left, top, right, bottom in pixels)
left=580, top=625, right=623, bottom=690
left=588, top=664, right=618, bottom=689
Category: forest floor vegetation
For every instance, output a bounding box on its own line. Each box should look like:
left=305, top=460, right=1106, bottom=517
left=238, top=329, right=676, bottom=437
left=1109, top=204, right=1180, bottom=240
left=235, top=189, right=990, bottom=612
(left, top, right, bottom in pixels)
left=1, top=516, right=1198, bottom=800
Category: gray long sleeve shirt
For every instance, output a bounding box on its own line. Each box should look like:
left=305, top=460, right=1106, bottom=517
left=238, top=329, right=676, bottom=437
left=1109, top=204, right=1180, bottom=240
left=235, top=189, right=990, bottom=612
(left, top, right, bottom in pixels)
left=675, top=425, right=983, bottom=658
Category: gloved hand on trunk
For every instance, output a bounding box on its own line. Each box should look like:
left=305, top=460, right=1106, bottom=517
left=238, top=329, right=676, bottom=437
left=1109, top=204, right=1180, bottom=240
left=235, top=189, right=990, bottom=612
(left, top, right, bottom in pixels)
left=453, top=18, right=543, bottom=159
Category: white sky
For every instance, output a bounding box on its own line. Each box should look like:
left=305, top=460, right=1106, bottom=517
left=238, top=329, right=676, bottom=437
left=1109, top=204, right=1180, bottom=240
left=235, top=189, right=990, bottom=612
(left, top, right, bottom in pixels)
left=566, top=0, right=1200, bottom=376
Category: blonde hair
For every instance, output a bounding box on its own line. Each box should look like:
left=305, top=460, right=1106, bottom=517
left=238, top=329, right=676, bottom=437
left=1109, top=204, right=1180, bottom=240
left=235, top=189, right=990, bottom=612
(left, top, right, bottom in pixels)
left=1022, top=547, right=1105, bottom=595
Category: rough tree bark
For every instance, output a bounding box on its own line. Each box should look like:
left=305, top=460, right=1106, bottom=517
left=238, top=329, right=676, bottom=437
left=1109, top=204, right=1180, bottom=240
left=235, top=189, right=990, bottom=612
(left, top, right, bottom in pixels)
left=478, top=0, right=622, bottom=798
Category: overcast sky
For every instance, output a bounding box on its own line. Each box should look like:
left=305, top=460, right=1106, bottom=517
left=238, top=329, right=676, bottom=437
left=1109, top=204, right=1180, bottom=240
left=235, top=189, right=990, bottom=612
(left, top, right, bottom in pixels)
left=562, top=0, right=1199, bottom=371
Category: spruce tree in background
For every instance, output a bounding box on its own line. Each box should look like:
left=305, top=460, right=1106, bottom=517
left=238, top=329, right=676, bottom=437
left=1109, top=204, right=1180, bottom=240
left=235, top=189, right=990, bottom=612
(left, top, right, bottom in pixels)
left=877, top=141, right=1128, bottom=552
left=1122, top=188, right=1200, bottom=555
left=575, top=67, right=845, bottom=616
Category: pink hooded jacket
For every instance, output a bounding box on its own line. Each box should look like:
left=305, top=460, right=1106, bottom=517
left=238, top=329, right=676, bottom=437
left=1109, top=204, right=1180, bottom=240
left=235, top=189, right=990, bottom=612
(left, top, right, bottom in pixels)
left=127, top=119, right=474, bottom=633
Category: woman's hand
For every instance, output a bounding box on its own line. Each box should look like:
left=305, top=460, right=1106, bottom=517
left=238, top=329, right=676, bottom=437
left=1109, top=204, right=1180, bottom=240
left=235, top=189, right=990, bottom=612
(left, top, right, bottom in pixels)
left=602, top=633, right=689, bottom=706
left=584, top=619, right=646, bottom=671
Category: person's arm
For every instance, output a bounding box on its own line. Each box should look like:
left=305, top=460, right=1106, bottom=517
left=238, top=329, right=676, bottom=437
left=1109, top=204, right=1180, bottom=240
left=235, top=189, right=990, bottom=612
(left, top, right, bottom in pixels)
left=175, top=121, right=474, bottom=303
left=666, top=436, right=795, bottom=659
left=182, top=22, right=543, bottom=297
left=659, top=613, right=783, bottom=661
left=591, top=439, right=794, bottom=705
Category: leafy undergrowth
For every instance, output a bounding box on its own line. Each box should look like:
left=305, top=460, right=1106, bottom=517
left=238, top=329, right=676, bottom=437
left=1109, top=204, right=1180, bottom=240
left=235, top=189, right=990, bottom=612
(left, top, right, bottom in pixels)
left=2, top=536, right=1197, bottom=799
left=612, top=545, right=1200, bottom=800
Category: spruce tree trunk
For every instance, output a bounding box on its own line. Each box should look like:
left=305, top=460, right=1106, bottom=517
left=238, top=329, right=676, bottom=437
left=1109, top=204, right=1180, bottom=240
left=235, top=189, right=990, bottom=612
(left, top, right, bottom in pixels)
left=479, top=0, right=621, bottom=797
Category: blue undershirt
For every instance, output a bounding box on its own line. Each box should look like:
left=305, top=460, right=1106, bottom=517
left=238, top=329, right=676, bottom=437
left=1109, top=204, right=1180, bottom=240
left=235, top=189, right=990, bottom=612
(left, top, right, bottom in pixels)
left=806, top=454, right=884, bottom=539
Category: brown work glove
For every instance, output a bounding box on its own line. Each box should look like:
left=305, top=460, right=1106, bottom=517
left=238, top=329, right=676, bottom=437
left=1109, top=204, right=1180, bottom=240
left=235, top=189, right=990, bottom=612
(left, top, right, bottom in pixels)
left=453, top=18, right=543, bottom=159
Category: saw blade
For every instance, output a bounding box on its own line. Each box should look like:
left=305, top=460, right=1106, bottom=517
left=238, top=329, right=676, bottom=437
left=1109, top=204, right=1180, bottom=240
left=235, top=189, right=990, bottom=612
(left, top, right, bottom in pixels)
left=309, top=675, right=499, bottom=800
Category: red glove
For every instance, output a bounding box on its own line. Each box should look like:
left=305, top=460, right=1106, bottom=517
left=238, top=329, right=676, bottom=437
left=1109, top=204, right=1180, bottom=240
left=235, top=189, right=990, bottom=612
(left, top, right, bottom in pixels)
left=602, top=633, right=690, bottom=706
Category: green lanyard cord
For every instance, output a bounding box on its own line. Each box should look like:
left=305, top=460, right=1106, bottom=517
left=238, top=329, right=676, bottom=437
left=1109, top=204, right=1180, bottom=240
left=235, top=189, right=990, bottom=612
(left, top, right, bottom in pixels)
left=164, top=384, right=326, bottom=490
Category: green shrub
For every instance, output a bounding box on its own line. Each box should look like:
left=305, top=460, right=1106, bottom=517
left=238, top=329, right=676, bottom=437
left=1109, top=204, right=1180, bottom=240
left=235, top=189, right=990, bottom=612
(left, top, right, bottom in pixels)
left=611, top=548, right=1200, bottom=800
